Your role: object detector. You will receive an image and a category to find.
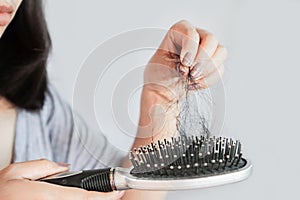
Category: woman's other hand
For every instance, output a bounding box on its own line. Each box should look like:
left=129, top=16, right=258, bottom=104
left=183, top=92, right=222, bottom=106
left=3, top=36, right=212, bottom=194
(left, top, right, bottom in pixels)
left=0, top=159, right=125, bottom=200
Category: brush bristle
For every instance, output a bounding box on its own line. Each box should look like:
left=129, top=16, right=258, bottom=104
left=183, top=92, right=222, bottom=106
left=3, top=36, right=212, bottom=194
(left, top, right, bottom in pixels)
left=129, top=135, right=247, bottom=178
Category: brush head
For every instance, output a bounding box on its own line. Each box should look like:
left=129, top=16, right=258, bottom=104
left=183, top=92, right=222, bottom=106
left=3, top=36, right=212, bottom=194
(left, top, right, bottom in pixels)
left=129, top=135, right=247, bottom=178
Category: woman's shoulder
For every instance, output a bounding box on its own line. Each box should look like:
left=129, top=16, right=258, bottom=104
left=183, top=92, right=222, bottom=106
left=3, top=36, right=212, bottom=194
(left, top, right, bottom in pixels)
left=14, top=84, right=73, bottom=162
left=16, top=84, right=124, bottom=168
left=41, top=84, right=74, bottom=128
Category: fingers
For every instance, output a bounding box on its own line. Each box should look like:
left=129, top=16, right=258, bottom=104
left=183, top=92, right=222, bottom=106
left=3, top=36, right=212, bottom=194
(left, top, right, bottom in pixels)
left=165, top=21, right=227, bottom=88
left=165, top=20, right=200, bottom=67
left=45, top=184, right=126, bottom=200
left=195, top=29, right=219, bottom=60
left=2, top=159, right=70, bottom=180
left=189, top=64, right=225, bottom=90
left=190, top=29, right=220, bottom=78
left=204, top=64, right=225, bottom=88
left=5, top=179, right=125, bottom=200
left=155, top=20, right=227, bottom=90
left=191, top=45, right=228, bottom=81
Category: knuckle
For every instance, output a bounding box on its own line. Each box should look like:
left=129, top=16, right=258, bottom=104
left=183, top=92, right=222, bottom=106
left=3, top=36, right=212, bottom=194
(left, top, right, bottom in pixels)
left=171, top=20, right=189, bottom=29
left=170, top=20, right=195, bottom=36
left=212, top=46, right=228, bottom=64
left=170, top=23, right=179, bottom=31
left=204, top=33, right=218, bottom=44
left=39, top=159, right=55, bottom=170
left=186, top=28, right=197, bottom=37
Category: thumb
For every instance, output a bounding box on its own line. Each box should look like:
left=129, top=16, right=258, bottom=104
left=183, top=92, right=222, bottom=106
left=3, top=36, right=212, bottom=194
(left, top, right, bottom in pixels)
left=6, top=159, right=70, bottom=180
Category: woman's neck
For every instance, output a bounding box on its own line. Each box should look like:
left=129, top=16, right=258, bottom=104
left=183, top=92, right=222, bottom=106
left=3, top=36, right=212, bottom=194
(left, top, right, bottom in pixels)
left=0, top=97, right=15, bottom=111
left=0, top=97, right=17, bottom=169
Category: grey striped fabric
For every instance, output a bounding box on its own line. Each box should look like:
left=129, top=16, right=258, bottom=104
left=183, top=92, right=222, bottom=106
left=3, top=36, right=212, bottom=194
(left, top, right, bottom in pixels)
left=13, top=86, right=124, bottom=170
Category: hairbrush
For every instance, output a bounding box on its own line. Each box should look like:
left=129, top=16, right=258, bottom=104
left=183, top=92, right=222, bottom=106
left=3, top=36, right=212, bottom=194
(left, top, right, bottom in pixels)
left=41, top=135, right=252, bottom=192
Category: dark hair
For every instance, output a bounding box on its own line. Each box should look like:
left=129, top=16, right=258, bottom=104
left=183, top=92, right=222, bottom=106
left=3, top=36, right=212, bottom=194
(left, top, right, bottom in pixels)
left=0, top=0, right=51, bottom=111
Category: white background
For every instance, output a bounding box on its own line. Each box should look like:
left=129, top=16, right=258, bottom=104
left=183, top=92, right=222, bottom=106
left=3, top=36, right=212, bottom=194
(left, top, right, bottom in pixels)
left=45, top=0, right=300, bottom=199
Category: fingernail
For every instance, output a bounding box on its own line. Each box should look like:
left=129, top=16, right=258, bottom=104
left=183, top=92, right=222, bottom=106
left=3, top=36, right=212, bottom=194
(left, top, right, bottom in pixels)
left=179, top=70, right=185, bottom=76
left=117, top=191, right=125, bottom=198
left=182, top=52, right=193, bottom=66
left=190, top=63, right=202, bottom=77
left=56, top=162, right=70, bottom=168
left=180, top=64, right=189, bottom=73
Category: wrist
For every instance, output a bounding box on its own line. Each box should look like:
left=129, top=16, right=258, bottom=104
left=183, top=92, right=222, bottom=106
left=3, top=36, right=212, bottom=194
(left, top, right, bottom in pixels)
left=138, top=86, right=180, bottom=137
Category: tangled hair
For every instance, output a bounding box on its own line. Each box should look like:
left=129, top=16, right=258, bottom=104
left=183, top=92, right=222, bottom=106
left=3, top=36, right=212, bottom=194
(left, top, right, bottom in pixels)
left=0, top=0, right=50, bottom=110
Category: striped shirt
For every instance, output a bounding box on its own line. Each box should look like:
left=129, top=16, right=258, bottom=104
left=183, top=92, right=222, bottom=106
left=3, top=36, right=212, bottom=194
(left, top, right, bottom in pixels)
left=13, top=86, right=124, bottom=170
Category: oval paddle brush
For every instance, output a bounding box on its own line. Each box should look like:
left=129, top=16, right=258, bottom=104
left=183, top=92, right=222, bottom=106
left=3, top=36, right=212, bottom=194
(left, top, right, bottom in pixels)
left=41, top=135, right=252, bottom=192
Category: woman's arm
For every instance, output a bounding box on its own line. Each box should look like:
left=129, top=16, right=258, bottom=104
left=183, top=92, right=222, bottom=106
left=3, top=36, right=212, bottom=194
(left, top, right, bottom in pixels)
left=122, top=20, right=227, bottom=200
left=121, top=88, right=171, bottom=199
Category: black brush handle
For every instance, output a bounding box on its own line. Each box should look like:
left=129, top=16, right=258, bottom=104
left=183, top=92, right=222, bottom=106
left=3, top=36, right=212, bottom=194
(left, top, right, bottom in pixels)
left=41, top=168, right=114, bottom=192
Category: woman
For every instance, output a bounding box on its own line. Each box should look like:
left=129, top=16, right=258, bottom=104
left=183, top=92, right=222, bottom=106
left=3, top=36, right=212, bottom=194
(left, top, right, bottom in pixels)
left=0, top=0, right=227, bottom=199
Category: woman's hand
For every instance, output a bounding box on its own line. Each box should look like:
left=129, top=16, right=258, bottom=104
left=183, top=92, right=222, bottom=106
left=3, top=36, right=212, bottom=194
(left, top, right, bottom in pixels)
left=144, top=20, right=227, bottom=98
left=0, top=159, right=125, bottom=200
left=138, top=20, right=228, bottom=142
